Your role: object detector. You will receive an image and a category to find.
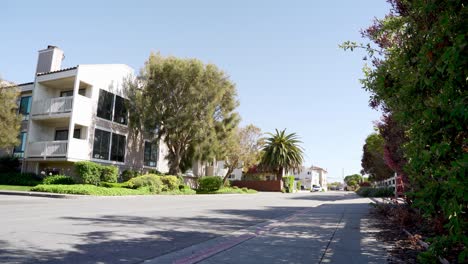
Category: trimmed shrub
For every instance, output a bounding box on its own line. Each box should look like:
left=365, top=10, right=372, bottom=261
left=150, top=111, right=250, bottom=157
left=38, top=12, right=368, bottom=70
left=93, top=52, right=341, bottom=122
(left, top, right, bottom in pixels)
left=283, top=176, right=295, bottom=193
left=198, top=176, right=223, bottom=192
left=100, top=165, right=118, bottom=183
left=0, top=155, right=20, bottom=173
left=0, top=172, right=41, bottom=186
left=126, top=174, right=163, bottom=193
left=121, top=169, right=140, bottom=182
left=159, top=175, right=180, bottom=191
left=75, top=161, right=101, bottom=185
left=297, top=180, right=302, bottom=190
left=43, top=175, right=74, bottom=185
left=31, top=184, right=149, bottom=196
left=99, top=182, right=127, bottom=188
left=356, top=187, right=394, bottom=197
left=148, top=169, right=162, bottom=175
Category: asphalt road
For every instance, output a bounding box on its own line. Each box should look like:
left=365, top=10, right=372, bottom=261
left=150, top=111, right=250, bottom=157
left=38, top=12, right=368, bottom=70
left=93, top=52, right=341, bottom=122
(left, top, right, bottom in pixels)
left=0, top=191, right=387, bottom=264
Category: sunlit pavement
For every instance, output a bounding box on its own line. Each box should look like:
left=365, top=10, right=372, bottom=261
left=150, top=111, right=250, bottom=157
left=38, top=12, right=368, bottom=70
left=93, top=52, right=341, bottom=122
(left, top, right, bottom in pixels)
left=0, top=191, right=388, bottom=263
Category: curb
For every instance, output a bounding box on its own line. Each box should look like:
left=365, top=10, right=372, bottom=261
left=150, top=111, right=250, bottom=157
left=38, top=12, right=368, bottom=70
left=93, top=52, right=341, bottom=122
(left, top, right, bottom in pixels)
left=0, top=190, right=80, bottom=199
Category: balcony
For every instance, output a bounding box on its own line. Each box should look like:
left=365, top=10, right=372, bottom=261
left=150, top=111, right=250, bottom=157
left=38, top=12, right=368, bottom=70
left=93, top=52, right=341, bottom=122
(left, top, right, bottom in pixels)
left=27, top=141, right=68, bottom=158
left=31, top=96, right=73, bottom=117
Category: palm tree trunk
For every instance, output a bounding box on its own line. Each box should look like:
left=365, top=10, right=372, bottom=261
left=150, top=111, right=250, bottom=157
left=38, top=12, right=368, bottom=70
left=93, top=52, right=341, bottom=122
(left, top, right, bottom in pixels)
left=277, top=167, right=284, bottom=182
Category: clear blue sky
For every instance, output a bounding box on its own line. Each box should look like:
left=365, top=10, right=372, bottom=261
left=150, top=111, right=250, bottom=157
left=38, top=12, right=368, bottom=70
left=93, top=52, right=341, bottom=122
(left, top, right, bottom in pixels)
left=1, top=0, right=390, bottom=182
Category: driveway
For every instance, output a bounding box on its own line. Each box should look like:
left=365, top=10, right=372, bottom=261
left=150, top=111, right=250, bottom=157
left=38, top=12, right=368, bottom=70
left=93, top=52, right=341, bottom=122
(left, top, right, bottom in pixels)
left=0, top=191, right=388, bottom=263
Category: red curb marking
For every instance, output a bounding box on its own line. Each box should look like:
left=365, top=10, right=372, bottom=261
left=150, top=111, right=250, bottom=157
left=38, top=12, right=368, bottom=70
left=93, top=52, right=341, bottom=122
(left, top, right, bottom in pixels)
left=172, top=208, right=316, bottom=264
left=173, top=234, right=255, bottom=264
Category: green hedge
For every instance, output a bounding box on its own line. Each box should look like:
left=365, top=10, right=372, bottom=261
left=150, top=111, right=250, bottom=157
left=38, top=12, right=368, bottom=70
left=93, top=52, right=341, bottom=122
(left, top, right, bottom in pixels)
left=126, top=174, right=164, bottom=193
left=75, top=161, right=101, bottom=185
left=283, top=176, right=295, bottom=193
left=31, top=184, right=149, bottom=196
left=121, top=169, right=140, bottom=182
left=74, top=161, right=118, bottom=185
left=159, top=175, right=180, bottom=191
left=100, top=165, right=118, bottom=183
left=356, top=187, right=394, bottom=197
left=0, top=172, right=42, bottom=186
left=0, top=155, right=20, bottom=173
left=43, top=175, right=75, bottom=185
left=198, top=176, right=223, bottom=192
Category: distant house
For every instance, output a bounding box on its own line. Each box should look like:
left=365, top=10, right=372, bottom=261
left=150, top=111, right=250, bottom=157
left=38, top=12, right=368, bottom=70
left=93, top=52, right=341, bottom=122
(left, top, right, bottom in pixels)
left=293, top=165, right=328, bottom=190
left=191, top=160, right=243, bottom=180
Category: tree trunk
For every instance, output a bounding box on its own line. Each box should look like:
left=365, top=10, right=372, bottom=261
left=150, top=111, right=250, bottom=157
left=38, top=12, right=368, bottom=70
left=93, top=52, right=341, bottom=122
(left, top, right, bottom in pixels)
left=169, top=151, right=182, bottom=175
left=223, top=167, right=235, bottom=185
left=277, top=167, right=284, bottom=183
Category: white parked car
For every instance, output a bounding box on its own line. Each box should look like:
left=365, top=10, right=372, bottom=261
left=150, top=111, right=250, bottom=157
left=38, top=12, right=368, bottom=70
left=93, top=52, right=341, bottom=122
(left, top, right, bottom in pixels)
left=311, top=185, right=322, bottom=192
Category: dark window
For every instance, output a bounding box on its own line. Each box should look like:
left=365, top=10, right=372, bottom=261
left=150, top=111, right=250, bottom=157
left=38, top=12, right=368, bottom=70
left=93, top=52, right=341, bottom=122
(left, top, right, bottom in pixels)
left=113, top=95, right=128, bottom=125
left=14, top=132, right=27, bottom=153
left=111, top=134, right=126, bottom=162
left=93, top=129, right=111, bottom=160
left=55, top=130, right=69, bottom=141
left=144, top=141, right=158, bottom=167
left=73, top=129, right=81, bottom=139
left=97, top=89, right=114, bottom=120
left=18, top=96, right=32, bottom=115
left=61, top=89, right=85, bottom=97
left=60, top=90, right=73, bottom=97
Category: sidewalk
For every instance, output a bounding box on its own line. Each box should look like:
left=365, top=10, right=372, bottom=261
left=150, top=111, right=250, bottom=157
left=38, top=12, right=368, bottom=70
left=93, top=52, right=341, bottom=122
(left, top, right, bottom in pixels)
left=145, top=195, right=389, bottom=264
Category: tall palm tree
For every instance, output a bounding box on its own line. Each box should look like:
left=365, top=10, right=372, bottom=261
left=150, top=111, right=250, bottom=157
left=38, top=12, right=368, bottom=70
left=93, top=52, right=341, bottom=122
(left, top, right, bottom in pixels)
left=259, top=129, right=304, bottom=182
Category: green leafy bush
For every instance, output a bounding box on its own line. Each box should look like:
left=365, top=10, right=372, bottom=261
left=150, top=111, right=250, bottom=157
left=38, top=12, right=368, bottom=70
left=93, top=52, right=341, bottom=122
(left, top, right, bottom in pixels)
left=283, top=176, right=295, bottom=193
left=159, top=175, right=180, bottom=191
left=0, top=155, right=20, bottom=173
left=0, top=172, right=41, bottom=186
left=99, top=182, right=127, bottom=188
left=297, top=180, right=302, bottom=190
left=148, top=169, right=162, bottom=175
left=75, top=161, right=101, bottom=185
left=198, top=176, right=223, bottom=192
left=121, top=169, right=140, bottom=182
left=126, top=174, right=163, bottom=193
left=31, top=184, right=149, bottom=196
left=356, top=187, right=394, bottom=197
left=43, top=175, right=74, bottom=185
left=100, top=165, right=118, bottom=183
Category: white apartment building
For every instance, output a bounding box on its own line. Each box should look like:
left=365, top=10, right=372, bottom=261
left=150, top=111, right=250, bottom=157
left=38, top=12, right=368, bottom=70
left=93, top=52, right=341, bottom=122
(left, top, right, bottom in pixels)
left=4, top=46, right=169, bottom=176
left=294, top=165, right=328, bottom=190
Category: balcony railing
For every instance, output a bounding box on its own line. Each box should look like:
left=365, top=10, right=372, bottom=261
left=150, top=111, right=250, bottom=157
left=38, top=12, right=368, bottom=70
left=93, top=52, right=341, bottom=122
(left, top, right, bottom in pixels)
left=31, top=96, right=73, bottom=116
left=27, top=141, right=68, bottom=158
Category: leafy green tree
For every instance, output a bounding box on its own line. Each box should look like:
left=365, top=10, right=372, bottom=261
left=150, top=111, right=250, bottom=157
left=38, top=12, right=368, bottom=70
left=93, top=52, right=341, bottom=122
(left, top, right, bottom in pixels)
left=344, top=174, right=362, bottom=187
left=125, top=53, right=240, bottom=175
left=0, top=77, right=21, bottom=148
left=361, top=133, right=394, bottom=182
left=222, top=124, right=263, bottom=184
left=259, top=129, right=304, bottom=182
left=342, top=0, right=467, bottom=260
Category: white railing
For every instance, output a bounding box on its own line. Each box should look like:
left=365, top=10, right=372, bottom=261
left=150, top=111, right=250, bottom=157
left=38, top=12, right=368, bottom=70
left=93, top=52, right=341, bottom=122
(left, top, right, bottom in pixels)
left=32, top=96, right=73, bottom=116
left=27, top=141, right=68, bottom=158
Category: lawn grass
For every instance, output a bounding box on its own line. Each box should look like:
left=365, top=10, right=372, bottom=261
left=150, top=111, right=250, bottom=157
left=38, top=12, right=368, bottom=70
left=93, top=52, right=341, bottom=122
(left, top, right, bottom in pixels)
left=31, top=184, right=151, bottom=196
left=0, top=185, right=32, bottom=191
left=197, top=187, right=257, bottom=194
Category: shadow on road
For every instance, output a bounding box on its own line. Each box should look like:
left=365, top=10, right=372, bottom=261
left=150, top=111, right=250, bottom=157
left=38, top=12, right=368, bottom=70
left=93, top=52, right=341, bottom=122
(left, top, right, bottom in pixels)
left=0, top=200, right=387, bottom=263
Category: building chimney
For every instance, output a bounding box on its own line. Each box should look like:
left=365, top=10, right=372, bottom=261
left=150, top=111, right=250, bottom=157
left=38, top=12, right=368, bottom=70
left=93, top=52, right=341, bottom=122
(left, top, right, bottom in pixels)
left=35, top=45, right=64, bottom=74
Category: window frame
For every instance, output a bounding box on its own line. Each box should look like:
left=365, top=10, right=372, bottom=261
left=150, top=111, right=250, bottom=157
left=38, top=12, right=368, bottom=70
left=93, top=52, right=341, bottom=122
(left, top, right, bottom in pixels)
left=110, top=133, right=126, bottom=162
left=144, top=141, right=158, bottom=167
left=97, top=89, right=114, bottom=121
left=92, top=128, right=111, bottom=160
